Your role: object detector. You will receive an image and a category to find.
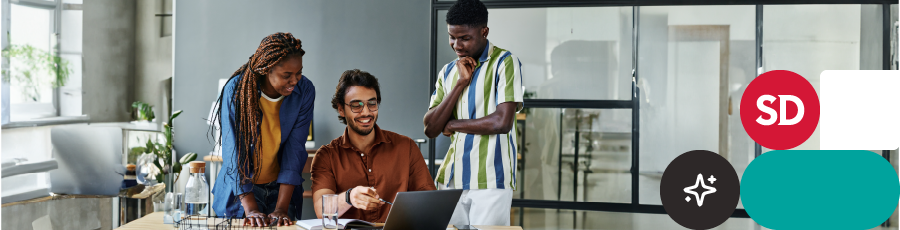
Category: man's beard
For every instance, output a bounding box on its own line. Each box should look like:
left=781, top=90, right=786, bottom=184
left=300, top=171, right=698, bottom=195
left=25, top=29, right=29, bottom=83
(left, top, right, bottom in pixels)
left=348, top=115, right=377, bottom=136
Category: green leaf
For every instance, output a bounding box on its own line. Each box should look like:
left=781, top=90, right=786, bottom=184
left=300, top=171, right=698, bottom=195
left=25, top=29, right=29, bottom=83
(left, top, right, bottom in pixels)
left=155, top=144, right=168, bottom=161
left=173, top=161, right=182, bottom=177
left=147, top=106, right=155, bottom=120
left=145, top=139, right=154, bottom=151
left=180, top=152, right=198, bottom=165
left=131, top=101, right=155, bottom=121
left=170, top=110, right=183, bottom=121
left=130, top=147, right=146, bottom=155
left=152, top=159, right=163, bottom=173
left=156, top=172, right=164, bottom=183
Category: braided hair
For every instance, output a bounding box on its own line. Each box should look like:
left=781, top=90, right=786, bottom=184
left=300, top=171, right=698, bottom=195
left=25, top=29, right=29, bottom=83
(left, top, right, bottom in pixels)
left=209, top=32, right=305, bottom=193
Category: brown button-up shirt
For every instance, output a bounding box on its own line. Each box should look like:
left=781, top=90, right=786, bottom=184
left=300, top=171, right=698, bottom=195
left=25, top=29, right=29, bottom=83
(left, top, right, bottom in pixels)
left=311, top=125, right=436, bottom=223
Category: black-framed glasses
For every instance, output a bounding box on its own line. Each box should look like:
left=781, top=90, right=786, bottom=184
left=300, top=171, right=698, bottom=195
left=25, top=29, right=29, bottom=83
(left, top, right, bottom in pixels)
left=345, top=99, right=379, bottom=113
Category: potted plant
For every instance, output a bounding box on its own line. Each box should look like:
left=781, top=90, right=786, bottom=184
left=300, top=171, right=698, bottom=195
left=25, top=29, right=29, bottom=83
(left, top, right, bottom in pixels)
left=142, top=109, right=199, bottom=218
left=142, top=110, right=197, bottom=189
left=129, top=146, right=145, bottom=165
left=132, top=101, right=156, bottom=123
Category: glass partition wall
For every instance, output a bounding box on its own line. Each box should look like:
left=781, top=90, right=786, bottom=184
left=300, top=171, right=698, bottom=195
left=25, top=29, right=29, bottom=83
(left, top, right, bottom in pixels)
left=428, top=1, right=898, bottom=229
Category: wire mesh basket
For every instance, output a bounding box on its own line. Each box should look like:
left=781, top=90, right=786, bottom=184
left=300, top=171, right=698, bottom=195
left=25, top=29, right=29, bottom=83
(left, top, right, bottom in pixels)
left=171, top=160, right=281, bottom=229
left=175, top=215, right=277, bottom=230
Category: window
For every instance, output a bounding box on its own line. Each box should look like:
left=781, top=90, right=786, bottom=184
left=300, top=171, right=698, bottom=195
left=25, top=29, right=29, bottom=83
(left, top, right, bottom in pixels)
left=637, top=5, right=756, bottom=207
left=435, top=7, right=633, bottom=101
left=428, top=1, right=894, bottom=229
left=762, top=4, right=885, bottom=151
left=58, top=0, right=84, bottom=117
left=2, top=0, right=83, bottom=124
left=8, top=3, right=55, bottom=121
left=519, top=108, right=632, bottom=203
left=433, top=7, right=635, bottom=205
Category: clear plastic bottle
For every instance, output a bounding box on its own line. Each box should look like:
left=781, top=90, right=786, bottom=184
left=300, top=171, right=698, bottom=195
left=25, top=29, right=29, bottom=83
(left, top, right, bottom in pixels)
left=183, top=161, right=209, bottom=217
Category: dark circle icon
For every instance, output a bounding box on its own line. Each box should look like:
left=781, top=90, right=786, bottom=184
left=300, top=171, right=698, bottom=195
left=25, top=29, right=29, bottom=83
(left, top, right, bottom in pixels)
left=661, top=150, right=740, bottom=230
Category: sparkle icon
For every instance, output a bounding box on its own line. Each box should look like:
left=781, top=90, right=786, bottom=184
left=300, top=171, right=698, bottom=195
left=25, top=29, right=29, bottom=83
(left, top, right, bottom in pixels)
left=684, top=173, right=717, bottom=207
left=660, top=150, right=740, bottom=229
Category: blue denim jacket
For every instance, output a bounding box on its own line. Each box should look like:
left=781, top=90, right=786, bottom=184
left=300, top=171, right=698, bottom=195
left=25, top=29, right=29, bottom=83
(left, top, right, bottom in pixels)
left=211, top=74, right=315, bottom=218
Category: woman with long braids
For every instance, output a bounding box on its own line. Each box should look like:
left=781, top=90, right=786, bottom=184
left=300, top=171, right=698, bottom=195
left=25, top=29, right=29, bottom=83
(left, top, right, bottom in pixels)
left=210, top=32, right=314, bottom=227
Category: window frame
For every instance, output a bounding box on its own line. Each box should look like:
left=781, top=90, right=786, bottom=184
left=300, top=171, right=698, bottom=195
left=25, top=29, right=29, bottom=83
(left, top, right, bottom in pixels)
left=2, top=0, right=86, bottom=128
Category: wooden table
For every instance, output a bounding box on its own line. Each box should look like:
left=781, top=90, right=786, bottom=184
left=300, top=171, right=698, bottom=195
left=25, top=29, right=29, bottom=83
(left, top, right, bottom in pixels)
left=117, top=212, right=522, bottom=230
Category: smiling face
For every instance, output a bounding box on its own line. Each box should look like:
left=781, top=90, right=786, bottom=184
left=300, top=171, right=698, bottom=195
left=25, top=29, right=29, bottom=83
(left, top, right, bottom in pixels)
left=261, top=55, right=303, bottom=97
left=339, top=86, right=379, bottom=136
left=448, top=24, right=489, bottom=59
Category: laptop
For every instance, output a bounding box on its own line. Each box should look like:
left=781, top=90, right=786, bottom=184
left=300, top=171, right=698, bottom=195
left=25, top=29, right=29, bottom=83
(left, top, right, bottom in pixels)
left=377, top=189, right=464, bottom=230
left=48, top=125, right=125, bottom=196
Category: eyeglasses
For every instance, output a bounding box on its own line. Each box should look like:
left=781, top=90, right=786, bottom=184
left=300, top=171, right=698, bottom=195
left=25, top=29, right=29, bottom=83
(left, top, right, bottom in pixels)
left=345, top=99, right=379, bottom=113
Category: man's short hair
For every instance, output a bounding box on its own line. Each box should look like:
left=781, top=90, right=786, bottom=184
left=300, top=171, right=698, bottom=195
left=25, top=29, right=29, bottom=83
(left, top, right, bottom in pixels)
left=331, top=69, right=382, bottom=124
left=446, top=0, right=488, bottom=28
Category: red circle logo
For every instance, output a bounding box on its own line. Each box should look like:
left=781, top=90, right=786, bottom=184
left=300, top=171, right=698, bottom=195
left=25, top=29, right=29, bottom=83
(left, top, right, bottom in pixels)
left=740, top=70, right=820, bottom=150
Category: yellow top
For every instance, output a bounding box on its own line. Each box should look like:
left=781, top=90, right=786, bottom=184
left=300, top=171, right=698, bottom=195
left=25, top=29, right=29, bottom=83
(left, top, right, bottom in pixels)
left=254, top=92, right=283, bottom=184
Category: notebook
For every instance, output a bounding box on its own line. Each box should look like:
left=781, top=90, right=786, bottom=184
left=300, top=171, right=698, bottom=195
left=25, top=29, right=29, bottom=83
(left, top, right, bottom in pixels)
left=296, top=218, right=377, bottom=230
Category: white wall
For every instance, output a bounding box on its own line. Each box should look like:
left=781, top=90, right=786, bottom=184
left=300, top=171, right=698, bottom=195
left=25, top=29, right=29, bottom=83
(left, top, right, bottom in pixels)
left=1, top=126, right=53, bottom=163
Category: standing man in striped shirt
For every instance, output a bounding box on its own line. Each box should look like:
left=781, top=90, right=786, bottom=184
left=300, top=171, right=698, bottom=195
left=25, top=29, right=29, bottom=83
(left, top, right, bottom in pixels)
left=423, top=0, right=523, bottom=226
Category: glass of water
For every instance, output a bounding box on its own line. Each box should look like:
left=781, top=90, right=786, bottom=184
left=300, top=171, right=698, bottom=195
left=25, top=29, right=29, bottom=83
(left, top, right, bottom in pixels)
left=322, top=194, right=339, bottom=230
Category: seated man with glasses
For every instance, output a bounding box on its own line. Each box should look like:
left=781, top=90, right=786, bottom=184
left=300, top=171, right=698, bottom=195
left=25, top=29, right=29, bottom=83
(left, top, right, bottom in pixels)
left=311, top=69, right=436, bottom=223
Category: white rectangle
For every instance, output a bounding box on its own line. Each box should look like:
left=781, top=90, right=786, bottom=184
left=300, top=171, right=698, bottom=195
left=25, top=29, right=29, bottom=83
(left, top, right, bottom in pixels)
left=820, top=70, right=900, bottom=150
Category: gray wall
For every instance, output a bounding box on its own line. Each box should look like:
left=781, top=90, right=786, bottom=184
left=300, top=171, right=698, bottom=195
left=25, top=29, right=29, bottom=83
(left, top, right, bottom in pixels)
left=173, top=0, right=431, bottom=158
left=83, top=0, right=136, bottom=122
left=135, top=0, right=174, bottom=126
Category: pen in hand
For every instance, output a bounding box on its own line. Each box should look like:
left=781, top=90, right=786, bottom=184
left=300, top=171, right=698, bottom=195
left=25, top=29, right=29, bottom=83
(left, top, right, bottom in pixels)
left=367, top=187, right=393, bottom=205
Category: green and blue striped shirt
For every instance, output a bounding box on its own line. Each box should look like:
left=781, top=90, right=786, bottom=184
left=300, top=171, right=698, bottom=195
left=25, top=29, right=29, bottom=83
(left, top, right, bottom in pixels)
left=430, top=41, right=524, bottom=190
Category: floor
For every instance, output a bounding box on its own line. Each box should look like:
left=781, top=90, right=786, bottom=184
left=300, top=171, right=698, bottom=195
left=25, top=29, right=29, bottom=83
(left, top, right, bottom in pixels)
left=512, top=151, right=900, bottom=230
left=510, top=207, right=899, bottom=230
